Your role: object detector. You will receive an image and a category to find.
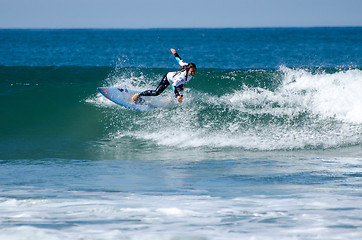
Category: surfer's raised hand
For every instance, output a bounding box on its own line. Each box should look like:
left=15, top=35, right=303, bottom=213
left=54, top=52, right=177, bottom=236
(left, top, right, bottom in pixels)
left=171, top=48, right=177, bottom=54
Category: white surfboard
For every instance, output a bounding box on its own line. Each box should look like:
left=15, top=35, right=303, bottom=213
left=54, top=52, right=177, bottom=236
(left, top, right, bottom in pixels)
left=98, top=87, right=165, bottom=111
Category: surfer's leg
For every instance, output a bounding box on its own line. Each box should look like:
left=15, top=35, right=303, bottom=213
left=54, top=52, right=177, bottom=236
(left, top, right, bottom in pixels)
left=140, top=74, right=169, bottom=97
left=132, top=74, right=169, bottom=102
left=153, top=75, right=170, bottom=95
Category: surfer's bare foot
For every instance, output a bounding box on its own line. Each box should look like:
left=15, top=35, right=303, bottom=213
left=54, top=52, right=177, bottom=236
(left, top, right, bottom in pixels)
left=132, top=93, right=140, bottom=103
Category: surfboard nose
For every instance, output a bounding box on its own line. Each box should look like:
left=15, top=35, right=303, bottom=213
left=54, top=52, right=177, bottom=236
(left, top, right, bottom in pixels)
left=98, top=87, right=110, bottom=99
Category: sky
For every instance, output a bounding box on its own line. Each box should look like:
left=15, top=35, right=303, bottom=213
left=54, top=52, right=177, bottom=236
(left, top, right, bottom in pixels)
left=0, top=0, right=361, bottom=29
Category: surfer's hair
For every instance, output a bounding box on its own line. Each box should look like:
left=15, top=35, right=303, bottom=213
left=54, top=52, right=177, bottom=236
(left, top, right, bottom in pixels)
left=181, top=62, right=197, bottom=72
left=188, top=62, right=196, bottom=70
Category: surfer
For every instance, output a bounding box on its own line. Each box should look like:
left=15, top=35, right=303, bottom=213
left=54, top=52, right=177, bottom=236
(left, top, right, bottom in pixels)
left=132, top=48, right=196, bottom=103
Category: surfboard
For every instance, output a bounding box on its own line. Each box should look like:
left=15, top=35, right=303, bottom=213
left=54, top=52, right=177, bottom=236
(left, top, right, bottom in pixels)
left=98, top=87, right=161, bottom=111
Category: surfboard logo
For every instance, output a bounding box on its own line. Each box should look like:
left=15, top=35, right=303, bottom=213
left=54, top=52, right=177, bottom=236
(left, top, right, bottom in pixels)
left=99, top=87, right=109, bottom=99
left=117, top=88, right=129, bottom=93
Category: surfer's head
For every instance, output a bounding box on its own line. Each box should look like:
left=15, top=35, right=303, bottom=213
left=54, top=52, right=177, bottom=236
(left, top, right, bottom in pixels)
left=187, top=63, right=196, bottom=76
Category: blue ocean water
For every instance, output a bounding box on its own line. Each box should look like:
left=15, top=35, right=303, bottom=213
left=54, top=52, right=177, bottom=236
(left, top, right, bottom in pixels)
left=1, top=28, right=362, bottom=239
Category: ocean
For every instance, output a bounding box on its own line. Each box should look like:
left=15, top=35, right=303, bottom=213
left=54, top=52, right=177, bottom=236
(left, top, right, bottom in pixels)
left=0, top=28, right=362, bottom=239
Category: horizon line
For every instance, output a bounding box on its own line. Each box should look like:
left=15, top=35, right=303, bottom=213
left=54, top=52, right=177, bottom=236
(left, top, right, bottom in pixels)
left=0, top=25, right=361, bottom=30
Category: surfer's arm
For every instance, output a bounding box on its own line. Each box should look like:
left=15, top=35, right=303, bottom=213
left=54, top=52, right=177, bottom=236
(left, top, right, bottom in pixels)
left=171, top=84, right=184, bottom=98
left=171, top=48, right=188, bottom=67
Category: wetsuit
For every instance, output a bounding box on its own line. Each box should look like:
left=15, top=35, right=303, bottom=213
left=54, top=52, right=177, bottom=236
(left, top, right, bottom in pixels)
left=139, top=52, right=193, bottom=98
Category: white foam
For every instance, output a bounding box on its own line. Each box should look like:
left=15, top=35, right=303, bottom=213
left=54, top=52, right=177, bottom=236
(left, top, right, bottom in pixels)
left=224, top=67, right=362, bottom=124
left=1, top=191, right=362, bottom=240
left=280, top=67, right=362, bottom=124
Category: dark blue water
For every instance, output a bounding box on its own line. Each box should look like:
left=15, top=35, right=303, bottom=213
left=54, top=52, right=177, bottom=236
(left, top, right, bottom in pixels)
left=0, top=28, right=362, bottom=240
left=1, top=28, right=361, bottom=68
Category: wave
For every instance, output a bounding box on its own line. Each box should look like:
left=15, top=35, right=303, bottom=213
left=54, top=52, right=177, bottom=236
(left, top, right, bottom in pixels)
left=89, top=66, right=362, bottom=151
left=1, top=66, right=361, bottom=158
